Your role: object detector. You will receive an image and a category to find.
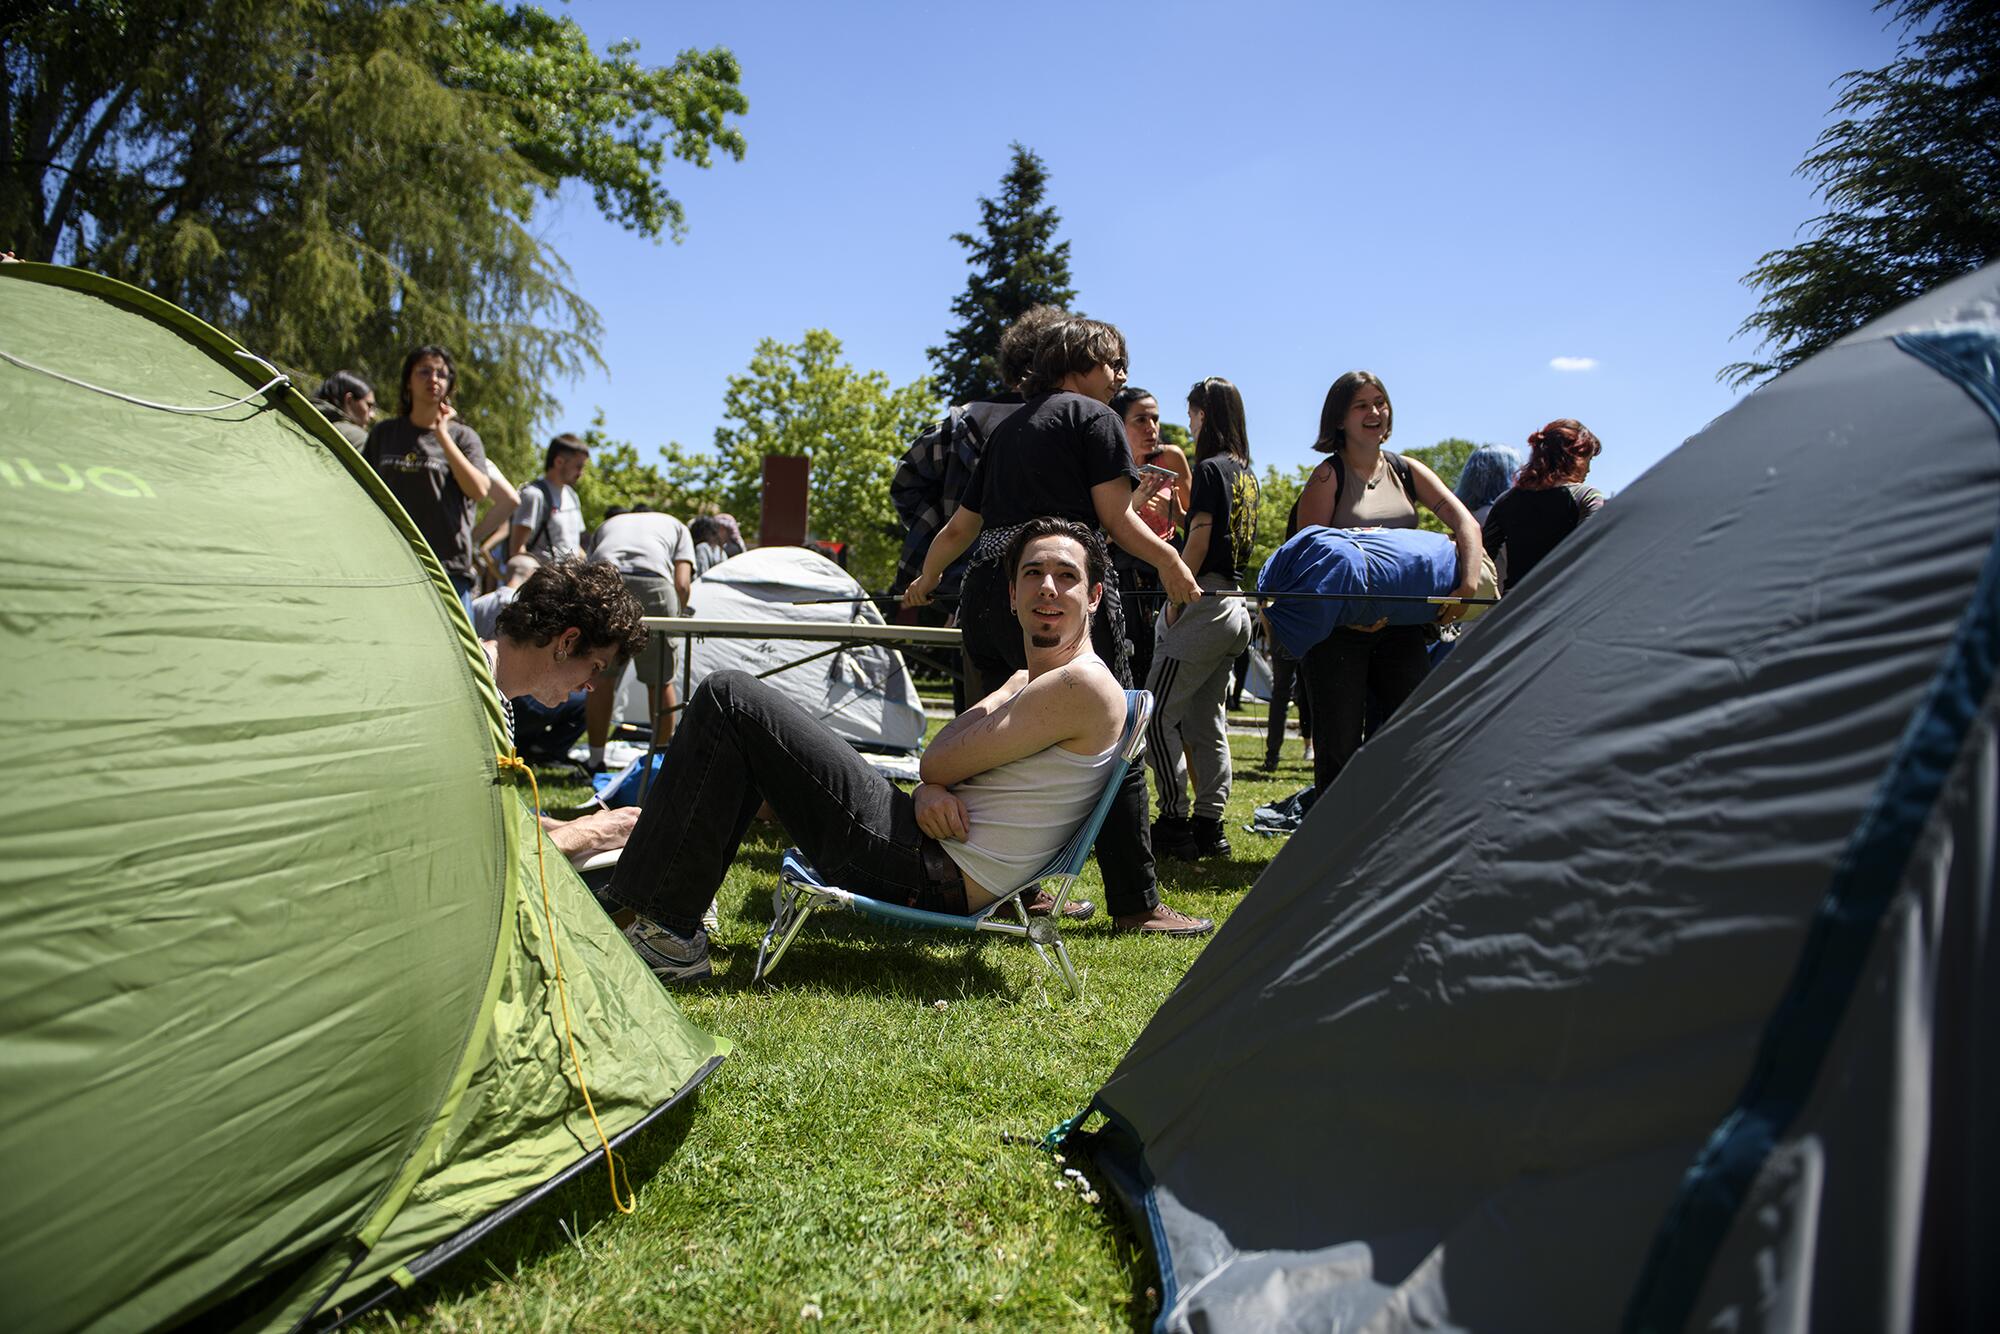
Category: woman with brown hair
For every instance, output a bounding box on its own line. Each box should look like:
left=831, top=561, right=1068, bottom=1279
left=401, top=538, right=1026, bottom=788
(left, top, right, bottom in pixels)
left=1147, top=376, right=1258, bottom=860
left=1293, top=370, right=1483, bottom=795
left=1481, top=419, right=1605, bottom=594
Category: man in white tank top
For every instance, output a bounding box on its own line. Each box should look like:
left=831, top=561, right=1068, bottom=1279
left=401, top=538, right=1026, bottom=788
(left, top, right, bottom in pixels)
left=605, top=518, right=1212, bottom=983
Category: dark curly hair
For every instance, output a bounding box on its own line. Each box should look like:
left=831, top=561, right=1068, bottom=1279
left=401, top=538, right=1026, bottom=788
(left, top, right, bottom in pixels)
left=995, top=305, right=1068, bottom=392
left=1516, top=418, right=1601, bottom=490
left=494, top=558, right=648, bottom=663
left=1003, top=516, right=1109, bottom=590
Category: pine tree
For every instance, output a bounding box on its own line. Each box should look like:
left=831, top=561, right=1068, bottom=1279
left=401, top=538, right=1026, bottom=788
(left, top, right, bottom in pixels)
left=927, top=143, right=1077, bottom=405
left=1725, top=0, right=2000, bottom=387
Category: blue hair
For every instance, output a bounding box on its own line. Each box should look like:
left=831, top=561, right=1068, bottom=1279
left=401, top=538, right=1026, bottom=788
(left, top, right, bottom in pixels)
left=1455, top=444, right=1522, bottom=511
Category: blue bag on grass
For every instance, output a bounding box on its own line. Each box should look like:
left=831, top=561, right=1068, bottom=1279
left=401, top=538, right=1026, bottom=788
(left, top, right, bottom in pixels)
left=594, top=751, right=666, bottom=808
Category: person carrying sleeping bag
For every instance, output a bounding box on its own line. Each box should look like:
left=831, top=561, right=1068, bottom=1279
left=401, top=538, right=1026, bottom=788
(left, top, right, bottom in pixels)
left=1290, top=371, right=1485, bottom=795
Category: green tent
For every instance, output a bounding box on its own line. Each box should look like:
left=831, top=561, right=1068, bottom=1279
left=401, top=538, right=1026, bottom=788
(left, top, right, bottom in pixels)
left=0, top=264, right=729, bottom=1332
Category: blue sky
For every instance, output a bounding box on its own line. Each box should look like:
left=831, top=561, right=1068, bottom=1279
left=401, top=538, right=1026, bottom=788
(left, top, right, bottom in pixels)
left=541, top=0, right=1907, bottom=496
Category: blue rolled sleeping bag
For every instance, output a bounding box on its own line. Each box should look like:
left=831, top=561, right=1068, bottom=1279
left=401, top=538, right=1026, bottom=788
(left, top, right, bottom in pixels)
left=1257, top=525, right=1460, bottom=658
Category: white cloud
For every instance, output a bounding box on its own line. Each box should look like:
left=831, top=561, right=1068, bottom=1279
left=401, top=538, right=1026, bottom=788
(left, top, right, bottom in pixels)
left=1549, top=356, right=1599, bottom=373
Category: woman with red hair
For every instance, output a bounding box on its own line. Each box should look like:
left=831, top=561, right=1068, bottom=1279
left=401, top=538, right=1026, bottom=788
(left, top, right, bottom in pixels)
left=1480, top=418, right=1605, bottom=594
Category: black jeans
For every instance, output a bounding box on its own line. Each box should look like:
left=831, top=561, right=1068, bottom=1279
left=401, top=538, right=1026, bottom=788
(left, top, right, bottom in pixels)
left=607, top=671, right=967, bottom=936
left=1302, top=624, right=1431, bottom=794
left=1112, top=553, right=1161, bottom=691
left=1265, top=648, right=1311, bottom=766
left=958, top=553, right=1158, bottom=918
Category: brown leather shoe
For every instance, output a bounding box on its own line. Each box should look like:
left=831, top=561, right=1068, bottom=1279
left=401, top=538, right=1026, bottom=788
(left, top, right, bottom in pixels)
left=1021, top=888, right=1095, bottom=921
left=1112, top=903, right=1214, bottom=936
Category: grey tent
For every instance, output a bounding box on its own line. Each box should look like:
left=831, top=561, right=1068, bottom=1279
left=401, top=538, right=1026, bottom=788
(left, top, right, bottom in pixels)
left=1072, top=264, right=2000, bottom=1333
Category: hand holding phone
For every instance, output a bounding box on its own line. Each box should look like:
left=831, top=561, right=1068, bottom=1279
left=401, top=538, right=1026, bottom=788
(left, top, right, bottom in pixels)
left=1136, top=462, right=1176, bottom=501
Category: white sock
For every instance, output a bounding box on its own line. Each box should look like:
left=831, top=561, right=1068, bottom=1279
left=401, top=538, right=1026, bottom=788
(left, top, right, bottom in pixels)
left=588, top=745, right=606, bottom=766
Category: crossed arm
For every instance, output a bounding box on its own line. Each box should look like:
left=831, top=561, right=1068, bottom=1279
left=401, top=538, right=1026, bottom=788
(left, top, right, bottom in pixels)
left=912, top=662, right=1123, bottom=840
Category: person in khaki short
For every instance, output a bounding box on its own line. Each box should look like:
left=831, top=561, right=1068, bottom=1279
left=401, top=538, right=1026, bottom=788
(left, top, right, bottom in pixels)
left=584, top=506, right=696, bottom=768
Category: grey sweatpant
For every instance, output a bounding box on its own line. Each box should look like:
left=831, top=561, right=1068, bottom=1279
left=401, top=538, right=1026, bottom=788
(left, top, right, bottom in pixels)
left=1145, top=575, right=1252, bottom=820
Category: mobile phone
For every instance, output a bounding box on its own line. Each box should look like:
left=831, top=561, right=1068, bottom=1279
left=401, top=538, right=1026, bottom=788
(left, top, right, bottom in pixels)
left=1139, top=463, right=1177, bottom=484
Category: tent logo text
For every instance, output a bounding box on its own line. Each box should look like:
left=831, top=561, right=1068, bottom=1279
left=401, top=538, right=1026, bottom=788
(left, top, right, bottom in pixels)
left=0, top=459, right=156, bottom=499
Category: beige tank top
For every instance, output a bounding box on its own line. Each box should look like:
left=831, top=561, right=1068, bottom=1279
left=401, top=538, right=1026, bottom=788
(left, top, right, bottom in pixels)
left=1328, top=452, right=1419, bottom=529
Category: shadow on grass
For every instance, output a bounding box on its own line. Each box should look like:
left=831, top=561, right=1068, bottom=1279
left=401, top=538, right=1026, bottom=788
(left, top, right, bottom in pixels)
left=349, top=1092, right=706, bottom=1327
left=1143, top=849, right=1267, bottom=898
left=706, top=922, right=1017, bottom=1000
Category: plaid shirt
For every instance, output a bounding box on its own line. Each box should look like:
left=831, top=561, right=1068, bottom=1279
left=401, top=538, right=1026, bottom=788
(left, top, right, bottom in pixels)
left=890, top=401, right=1019, bottom=594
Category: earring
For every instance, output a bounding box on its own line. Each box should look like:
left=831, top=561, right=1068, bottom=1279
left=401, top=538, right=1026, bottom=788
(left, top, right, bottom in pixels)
left=555, top=651, right=568, bottom=662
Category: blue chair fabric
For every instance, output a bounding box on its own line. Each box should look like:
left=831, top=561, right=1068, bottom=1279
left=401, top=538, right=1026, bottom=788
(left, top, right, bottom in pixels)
left=753, top=690, right=1154, bottom=997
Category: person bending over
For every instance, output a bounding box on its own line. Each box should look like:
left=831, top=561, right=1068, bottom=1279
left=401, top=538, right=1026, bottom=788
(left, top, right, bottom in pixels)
left=607, top=518, right=1157, bottom=983
left=483, top=558, right=649, bottom=860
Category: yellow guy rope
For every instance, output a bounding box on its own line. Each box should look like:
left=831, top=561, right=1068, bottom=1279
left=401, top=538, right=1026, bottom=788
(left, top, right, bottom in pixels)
left=496, top=752, right=635, bottom=1214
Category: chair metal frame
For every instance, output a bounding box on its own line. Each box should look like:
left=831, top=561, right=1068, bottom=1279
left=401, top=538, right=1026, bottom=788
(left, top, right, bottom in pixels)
left=753, top=690, right=1153, bottom=997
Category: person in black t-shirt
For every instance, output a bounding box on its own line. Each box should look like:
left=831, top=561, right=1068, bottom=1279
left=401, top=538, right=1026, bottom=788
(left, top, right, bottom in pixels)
left=1482, top=418, right=1605, bottom=594
left=1146, top=377, right=1259, bottom=860
left=903, top=312, right=1209, bottom=937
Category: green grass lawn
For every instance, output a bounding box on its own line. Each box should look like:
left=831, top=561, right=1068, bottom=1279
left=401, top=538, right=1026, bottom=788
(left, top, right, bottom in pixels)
left=364, top=726, right=1311, bottom=1333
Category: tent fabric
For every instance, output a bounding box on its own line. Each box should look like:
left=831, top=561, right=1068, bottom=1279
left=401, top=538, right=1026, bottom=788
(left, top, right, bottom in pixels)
left=1072, top=264, right=2000, bottom=1334
left=1258, top=526, right=1463, bottom=652
left=0, top=264, right=726, bottom=1333
left=678, top=546, right=927, bottom=753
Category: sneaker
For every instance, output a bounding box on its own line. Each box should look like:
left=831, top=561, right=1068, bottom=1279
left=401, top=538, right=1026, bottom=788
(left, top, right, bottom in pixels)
left=1112, top=903, right=1215, bottom=936
left=1151, top=815, right=1199, bottom=860
left=1021, top=888, right=1095, bottom=921
left=1189, top=817, right=1231, bottom=858
left=624, top=917, right=711, bottom=983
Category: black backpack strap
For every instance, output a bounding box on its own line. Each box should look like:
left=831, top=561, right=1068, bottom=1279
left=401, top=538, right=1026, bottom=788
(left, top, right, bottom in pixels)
left=1385, top=449, right=1415, bottom=498
left=524, top=477, right=553, bottom=554
left=1328, top=453, right=1345, bottom=512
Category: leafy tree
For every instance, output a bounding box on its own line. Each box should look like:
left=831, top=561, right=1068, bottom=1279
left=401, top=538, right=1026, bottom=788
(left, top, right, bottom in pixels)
left=1246, top=463, right=1314, bottom=586
left=1401, top=437, right=1480, bottom=535
left=0, top=0, right=748, bottom=476
left=570, top=415, right=728, bottom=529
left=1725, top=0, right=2000, bottom=386
left=697, top=330, right=938, bottom=590
left=927, top=143, right=1077, bottom=405
left=1160, top=422, right=1193, bottom=453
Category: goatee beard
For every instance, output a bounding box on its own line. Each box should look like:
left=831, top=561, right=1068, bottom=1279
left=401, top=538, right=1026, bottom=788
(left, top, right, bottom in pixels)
left=1029, top=633, right=1060, bottom=648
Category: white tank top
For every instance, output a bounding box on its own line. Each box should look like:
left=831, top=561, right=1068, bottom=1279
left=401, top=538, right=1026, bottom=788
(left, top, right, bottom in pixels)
left=940, top=735, right=1121, bottom=896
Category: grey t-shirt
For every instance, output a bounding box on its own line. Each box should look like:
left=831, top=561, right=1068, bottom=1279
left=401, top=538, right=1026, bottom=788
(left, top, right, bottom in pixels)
left=468, top=585, right=517, bottom=640
left=363, top=416, right=489, bottom=579
left=590, top=512, right=695, bottom=580
left=512, top=478, right=585, bottom=562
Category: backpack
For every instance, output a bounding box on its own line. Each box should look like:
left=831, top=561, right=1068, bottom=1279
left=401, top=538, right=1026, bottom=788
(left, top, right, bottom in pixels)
left=889, top=400, right=1021, bottom=593
left=519, top=477, right=561, bottom=557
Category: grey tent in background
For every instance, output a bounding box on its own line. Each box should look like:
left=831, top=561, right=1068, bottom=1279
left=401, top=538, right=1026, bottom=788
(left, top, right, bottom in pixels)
left=1070, top=264, right=2000, bottom=1333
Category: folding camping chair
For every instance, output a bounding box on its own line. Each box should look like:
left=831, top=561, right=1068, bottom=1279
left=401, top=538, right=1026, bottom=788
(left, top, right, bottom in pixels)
left=753, top=689, right=1153, bottom=998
